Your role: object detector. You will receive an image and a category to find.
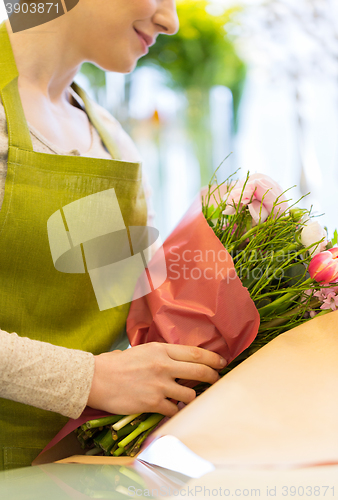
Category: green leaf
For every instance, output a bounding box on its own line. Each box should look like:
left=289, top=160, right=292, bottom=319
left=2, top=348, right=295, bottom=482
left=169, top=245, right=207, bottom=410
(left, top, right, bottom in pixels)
left=281, top=263, right=307, bottom=287
left=206, top=205, right=221, bottom=220
left=241, top=271, right=262, bottom=290
left=254, top=298, right=272, bottom=309
left=332, top=229, right=338, bottom=246
left=206, top=205, right=215, bottom=218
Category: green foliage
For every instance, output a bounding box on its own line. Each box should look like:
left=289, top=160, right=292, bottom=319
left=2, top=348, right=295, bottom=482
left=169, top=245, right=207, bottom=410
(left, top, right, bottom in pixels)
left=202, top=169, right=332, bottom=356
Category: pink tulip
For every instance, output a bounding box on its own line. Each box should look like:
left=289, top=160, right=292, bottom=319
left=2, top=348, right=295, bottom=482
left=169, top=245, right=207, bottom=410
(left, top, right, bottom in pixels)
left=309, top=247, right=338, bottom=284
left=223, top=173, right=289, bottom=225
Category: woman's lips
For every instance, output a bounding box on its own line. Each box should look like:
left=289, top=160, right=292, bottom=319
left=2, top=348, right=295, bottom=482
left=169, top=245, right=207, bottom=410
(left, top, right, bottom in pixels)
left=134, top=29, right=150, bottom=54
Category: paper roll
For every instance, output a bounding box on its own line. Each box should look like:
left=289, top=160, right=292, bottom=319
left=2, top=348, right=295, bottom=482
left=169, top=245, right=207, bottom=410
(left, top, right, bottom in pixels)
left=151, top=311, right=338, bottom=468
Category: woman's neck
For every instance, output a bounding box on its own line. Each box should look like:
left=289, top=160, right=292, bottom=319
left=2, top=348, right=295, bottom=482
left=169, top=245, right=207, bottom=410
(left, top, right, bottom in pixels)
left=4, top=19, right=93, bottom=154
left=5, top=19, right=82, bottom=104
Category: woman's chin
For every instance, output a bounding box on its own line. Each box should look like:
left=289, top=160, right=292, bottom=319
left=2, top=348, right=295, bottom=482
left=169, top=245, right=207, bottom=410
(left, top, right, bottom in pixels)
left=94, top=56, right=138, bottom=74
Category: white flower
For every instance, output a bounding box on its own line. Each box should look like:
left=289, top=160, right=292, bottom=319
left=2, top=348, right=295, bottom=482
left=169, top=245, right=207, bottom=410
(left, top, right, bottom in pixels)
left=301, top=221, right=327, bottom=256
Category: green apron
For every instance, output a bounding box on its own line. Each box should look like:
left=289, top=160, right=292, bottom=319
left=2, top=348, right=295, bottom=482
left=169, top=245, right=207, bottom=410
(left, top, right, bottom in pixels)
left=0, top=22, right=147, bottom=470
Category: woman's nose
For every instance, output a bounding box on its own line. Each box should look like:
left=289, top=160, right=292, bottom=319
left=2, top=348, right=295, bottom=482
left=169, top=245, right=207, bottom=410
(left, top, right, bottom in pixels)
left=154, top=0, right=179, bottom=36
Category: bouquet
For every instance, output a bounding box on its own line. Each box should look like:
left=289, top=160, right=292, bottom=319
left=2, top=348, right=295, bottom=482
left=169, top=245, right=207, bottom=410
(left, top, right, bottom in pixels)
left=45, top=169, right=338, bottom=460
left=202, top=171, right=338, bottom=373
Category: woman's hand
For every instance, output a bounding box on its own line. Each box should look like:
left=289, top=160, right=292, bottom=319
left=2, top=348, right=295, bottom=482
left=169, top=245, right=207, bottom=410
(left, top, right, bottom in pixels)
left=87, top=343, right=226, bottom=417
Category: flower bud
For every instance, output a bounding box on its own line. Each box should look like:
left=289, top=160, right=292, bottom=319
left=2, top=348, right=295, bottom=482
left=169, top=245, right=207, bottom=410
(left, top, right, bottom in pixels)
left=308, top=247, right=338, bottom=284
left=290, top=208, right=307, bottom=223
left=301, top=221, right=327, bottom=256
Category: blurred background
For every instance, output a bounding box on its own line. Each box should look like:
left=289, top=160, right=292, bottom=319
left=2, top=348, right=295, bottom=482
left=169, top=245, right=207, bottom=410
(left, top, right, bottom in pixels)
left=1, top=0, right=337, bottom=238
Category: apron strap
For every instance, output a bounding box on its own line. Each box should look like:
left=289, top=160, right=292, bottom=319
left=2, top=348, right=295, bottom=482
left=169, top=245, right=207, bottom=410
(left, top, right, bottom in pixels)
left=0, top=22, right=33, bottom=151
left=71, top=82, right=122, bottom=160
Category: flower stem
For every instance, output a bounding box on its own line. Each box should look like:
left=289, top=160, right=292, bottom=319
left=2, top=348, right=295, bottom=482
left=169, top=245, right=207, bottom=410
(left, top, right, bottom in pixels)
left=113, top=446, right=125, bottom=457
left=258, top=278, right=313, bottom=317
left=259, top=298, right=320, bottom=331
left=113, top=423, right=135, bottom=441
left=118, top=414, right=164, bottom=449
left=314, top=309, right=332, bottom=317
left=128, top=425, right=157, bottom=457
left=85, top=415, right=124, bottom=430
left=113, top=413, right=141, bottom=431
left=94, top=428, right=115, bottom=453
left=227, top=225, right=259, bottom=252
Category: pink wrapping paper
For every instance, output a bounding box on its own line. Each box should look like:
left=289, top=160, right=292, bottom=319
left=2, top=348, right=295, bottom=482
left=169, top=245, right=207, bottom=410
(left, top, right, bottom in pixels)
left=34, top=407, right=110, bottom=463
left=127, top=194, right=260, bottom=364
left=37, top=193, right=260, bottom=464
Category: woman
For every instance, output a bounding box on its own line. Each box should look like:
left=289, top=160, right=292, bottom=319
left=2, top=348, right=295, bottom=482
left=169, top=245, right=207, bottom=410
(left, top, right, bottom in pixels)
left=0, top=1, right=226, bottom=470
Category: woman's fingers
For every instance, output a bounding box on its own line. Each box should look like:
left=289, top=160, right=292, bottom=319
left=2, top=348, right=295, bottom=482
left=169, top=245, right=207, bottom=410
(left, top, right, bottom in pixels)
left=170, top=360, right=220, bottom=385
left=157, top=398, right=180, bottom=417
left=164, top=343, right=226, bottom=370
left=165, top=382, right=197, bottom=405
left=88, top=343, right=225, bottom=417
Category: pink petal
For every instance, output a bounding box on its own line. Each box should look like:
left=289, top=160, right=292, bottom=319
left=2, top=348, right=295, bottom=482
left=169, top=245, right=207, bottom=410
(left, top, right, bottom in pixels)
left=222, top=206, right=236, bottom=216
left=246, top=174, right=289, bottom=217
left=312, top=262, right=338, bottom=283
left=314, top=290, right=326, bottom=301
left=228, top=184, right=255, bottom=207
left=320, top=302, right=332, bottom=310
left=329, top=247, right=338, bottom=259
left=309, top=251, right=333, bottom=278
left=248, top=200, right=269, bottom=224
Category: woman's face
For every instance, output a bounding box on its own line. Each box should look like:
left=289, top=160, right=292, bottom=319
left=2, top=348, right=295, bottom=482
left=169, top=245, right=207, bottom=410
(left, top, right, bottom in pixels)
left=72, top=0, right=179, bottom=72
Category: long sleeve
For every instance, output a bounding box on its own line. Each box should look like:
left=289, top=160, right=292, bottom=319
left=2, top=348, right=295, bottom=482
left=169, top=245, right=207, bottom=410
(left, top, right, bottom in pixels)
left=0, top=329, right=95, bottom=418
